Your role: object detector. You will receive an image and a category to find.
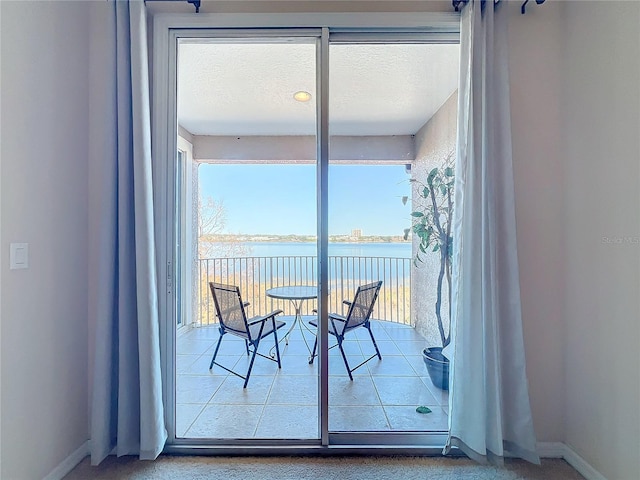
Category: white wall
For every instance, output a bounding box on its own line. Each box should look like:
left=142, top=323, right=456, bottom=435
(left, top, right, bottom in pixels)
left=509, top=0, right=640, bottom=474
left=562, top=2, right=640, bottom=479
left=507, top=0, right=567, bottom=443
left=193, top=135, right=414, bottom=163
left=412, top=92, right=458, bottom=346
left=0, top=1, right=90, bottom=479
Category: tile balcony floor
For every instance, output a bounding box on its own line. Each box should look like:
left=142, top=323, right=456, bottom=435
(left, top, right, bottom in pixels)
left=176, top=317, right=448, bottom=439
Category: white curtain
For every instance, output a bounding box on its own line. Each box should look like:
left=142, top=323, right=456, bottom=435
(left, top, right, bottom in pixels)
left=89, top=0, right=166, bottom=465
left=444, top=0, right=539, bottom=465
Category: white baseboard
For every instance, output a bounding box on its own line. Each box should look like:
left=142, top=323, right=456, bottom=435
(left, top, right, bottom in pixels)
left=561, top=444, right=608, bottom=480
left=537, top=442, right=607, bottom=480
left=536, top=441, right=566, bottom=458
left=42, top=441, right=89, bottom=480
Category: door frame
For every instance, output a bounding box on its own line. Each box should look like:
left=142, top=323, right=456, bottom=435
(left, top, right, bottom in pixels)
left=152, top=11, right=460, bottom=454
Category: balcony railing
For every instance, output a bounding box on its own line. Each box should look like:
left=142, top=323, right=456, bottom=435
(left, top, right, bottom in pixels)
left=197, top=255, right=411, bottom=326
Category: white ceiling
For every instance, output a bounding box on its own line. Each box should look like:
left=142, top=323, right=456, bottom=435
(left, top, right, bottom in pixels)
left=178, top=42, right=459, bottom=136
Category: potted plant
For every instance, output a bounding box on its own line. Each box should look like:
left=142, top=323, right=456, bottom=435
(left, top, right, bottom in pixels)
left=403, top=151, right=454, bottom=390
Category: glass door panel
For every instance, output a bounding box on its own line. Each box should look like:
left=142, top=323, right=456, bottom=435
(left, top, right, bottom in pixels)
left=175, top=38, right=319, bottom=441
left=327, top=42, right=459, bottom=434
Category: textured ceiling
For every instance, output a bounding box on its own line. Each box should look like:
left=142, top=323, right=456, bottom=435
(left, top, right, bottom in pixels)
left=178, top=42, right=459, bottom=136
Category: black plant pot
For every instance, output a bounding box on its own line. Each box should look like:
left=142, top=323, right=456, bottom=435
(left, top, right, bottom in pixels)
left=423, top=347, right=450, bottom=391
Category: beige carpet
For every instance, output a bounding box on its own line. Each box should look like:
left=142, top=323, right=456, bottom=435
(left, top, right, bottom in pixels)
left=65, top=455, right=585, bottom=479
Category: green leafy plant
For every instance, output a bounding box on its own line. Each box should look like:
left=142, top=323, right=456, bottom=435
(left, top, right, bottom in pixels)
left=403, top=151, right=455, bottom=348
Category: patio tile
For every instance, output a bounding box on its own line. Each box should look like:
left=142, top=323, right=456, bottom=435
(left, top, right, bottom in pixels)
left=372, top=376, right=438, bottom=406
left=393, top=340, right=427, bottom=356
left=211, top=338, right=255, bottom=356
left=405, top=354, right=428, bottom=376
left=282, top=323, right=317, bottom=343
left=328, top=340, right=362, bottom=356
left=176, top=338, right=218, bottom=355
left=233, top=353, right=282, bottom=376
left=369, top=321, right=391, bottom=331
left=359, top=341, right=384, bottom=358
left=176, top=354, right=199, bottom=374
left=328, top=354, right=370, bottom=376
left=176, top=374, right=225, bottom=404
left=352, top=328, right=391, bottom=342
left=380, top=321, right=410, bottom=328
left=176, top=404, right=206, bottom=437
left=368, top=340, right=402, bottom=356
left=421, top=376, right=450, bottom=406
left=178, top=327, right=213, bottom=341
left=196, top=354, right=243, bottom=375
left=181, top=325, right=221, bottom=339
left=276, top=338, right=316, bottom=356
left=255, top=405, right=319, bottom=439
left=384, top=405, right=448, bottom=431
left=210, top=375, right=275, bottom=405
left=278, top=355, right=318, bottom=375
left=366, top=355, right=416, bottom=377
left=267, top=375, right=318, bottom=405
left=329, top=376, right=381, bottom=406
left=384, top=327, right=425, bottom=342
left=329, top=406, right=390, bottom=431
left=182, top=353, right=234, bottom=375
left=185, top=404, right=263, bottom=438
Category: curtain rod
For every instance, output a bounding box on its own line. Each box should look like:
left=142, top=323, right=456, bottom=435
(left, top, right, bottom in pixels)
left=149, top=0, right=545, bottom=16
left=452, top=0, right=546, bottom=14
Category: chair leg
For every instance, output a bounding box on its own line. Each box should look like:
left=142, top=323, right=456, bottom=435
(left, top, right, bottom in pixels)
left=337, top=336, right=353, bottom=381
left=309, top=336, right=318, bottom=364
left=243, top=339, right=260, bottom=388
left=273, top=328, right=282, bottom=369
left=245, top=339, right=250, bottom=356
left=209, top=333, right=225, bottom=370
left=365, top=323, right=382, bottom=360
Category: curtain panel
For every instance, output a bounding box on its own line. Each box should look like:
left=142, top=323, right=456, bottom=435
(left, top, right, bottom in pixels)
left=445, top=0, right=540, bottom=465
left=89, top=0, right=166, bottom=465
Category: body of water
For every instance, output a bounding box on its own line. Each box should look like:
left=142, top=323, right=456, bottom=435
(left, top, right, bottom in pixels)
left=201, top=240, right=412, bottom=288
left=207, top=241, right=411, bottom=259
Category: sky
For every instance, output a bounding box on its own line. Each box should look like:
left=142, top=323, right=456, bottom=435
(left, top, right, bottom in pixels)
left=199, top=163, right=412, bottom=236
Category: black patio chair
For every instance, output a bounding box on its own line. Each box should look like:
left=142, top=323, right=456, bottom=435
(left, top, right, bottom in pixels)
left=308, top=280, right=383, bottom=380
left=208, top=282, right=285, bottom=388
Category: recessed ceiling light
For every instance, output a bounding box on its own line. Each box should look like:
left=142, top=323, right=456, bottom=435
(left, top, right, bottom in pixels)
left=293, top=91, right=312, bottom=102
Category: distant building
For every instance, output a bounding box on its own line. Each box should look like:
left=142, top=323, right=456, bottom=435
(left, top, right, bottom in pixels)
left=351, top=229, right=362, bottom=238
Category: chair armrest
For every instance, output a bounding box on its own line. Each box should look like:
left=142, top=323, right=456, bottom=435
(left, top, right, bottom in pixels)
left=248, top=309, right=284, bottom=325
left=342, top=300, right=352, bottom=307
left=328, top=313, right=347, bottom=323
left=243, top=301, right=250, bottom=308
left=311, top=311, right=347, bottom=322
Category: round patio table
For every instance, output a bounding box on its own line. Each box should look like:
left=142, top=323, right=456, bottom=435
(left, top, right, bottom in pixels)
left=266, top=285, right=317, bottom=358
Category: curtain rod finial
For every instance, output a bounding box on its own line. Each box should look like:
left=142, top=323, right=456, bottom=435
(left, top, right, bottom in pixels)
left=187, top=0, right=200, bottom=13
left=522, top=0, right=546, bottom=15
left=452, top=0, right=464, bottom=12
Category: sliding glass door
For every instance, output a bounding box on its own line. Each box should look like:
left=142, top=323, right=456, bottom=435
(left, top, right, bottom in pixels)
left=155, top=19, right=460, bottom=450
left=326, top=41, right=458, bottom=440
left=173, top=35, right=320, bottom=441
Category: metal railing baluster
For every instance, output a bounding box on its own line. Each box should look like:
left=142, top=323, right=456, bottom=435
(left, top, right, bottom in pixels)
left=197, top=254, right=411, bottom=326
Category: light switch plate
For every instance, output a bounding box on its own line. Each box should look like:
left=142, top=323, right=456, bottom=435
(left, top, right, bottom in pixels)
left=10, top=243, right=29, bottom=270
